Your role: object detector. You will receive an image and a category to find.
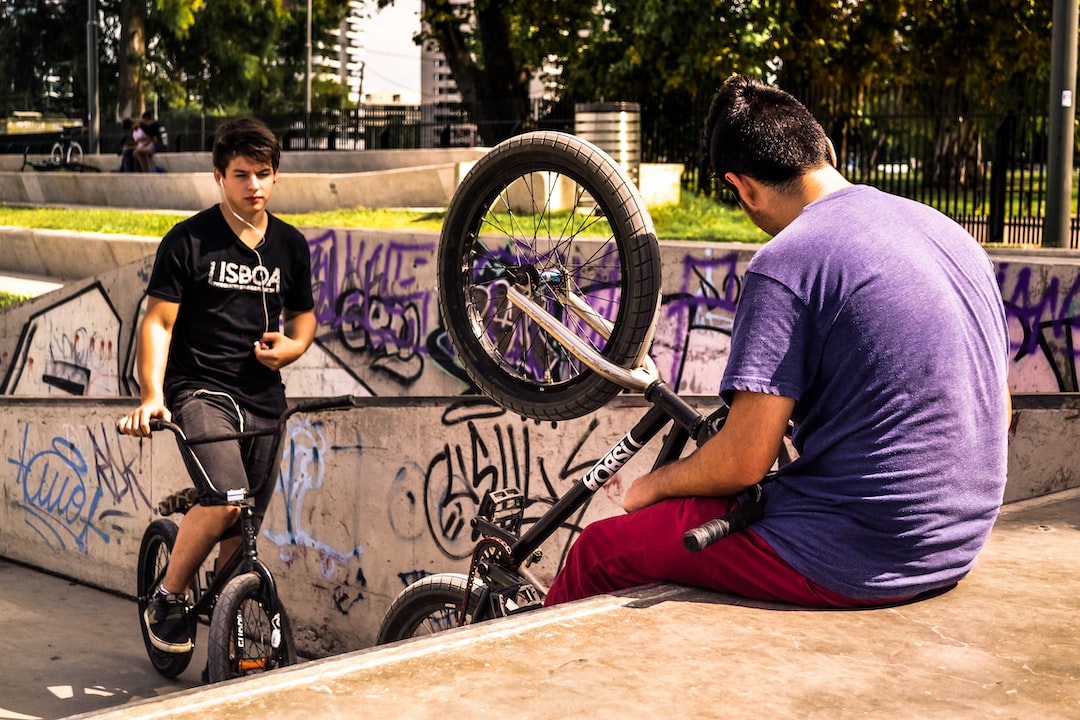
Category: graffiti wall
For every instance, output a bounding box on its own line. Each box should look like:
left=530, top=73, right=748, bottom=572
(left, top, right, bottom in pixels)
left=1, top=229, right=1079, bottom=660
left=2, top=230, right=1078, bottom=401
left=0, top=394, right=720, bottom=656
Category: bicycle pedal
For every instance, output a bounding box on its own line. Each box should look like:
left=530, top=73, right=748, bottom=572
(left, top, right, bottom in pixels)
left=158, top=487, right=200, bottom=516
left=506, top=585, right=544, bottom=614
left=472, top=488, right=525, bottom=541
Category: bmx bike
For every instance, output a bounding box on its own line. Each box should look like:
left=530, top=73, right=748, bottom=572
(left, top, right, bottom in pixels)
left=50, top=130, right=84, bottom=166
left=136, top=396, right=361, bottom=682
left=376, top=130, right=779, bottom=643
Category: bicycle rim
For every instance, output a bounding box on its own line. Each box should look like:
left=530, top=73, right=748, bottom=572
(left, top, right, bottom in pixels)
left=439, top=131, right=661, bottom=421
left=376, top=573, right=490, bottom=644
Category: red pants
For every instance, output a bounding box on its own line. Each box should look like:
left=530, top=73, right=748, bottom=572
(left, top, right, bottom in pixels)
left=544, top=496, right=909, bottom=608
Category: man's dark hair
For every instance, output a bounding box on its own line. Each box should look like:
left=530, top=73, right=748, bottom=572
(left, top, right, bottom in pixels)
left=212, top=117, right=281, bottom=173
left=701, top=75, right=832, bottom=188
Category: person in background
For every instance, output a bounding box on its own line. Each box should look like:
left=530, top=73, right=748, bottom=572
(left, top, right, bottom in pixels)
left=119, top=118, right=138, bottom=172
left=132, top=121, right=154, bottom=173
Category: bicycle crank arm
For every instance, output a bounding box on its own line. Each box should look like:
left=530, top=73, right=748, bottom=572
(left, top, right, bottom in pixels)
left=504, top=285, right=658, bottom=392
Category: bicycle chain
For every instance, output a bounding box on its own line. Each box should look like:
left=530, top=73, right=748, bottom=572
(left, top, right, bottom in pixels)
left=459, top=535, right=512, bottom=626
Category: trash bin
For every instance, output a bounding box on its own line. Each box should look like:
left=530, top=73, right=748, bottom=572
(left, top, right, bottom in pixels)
left=574, top=102, right=641, bottom=184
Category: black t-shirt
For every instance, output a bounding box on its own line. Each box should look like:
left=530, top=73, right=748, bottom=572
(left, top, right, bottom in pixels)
left=147, top=206, right=314, bottom=416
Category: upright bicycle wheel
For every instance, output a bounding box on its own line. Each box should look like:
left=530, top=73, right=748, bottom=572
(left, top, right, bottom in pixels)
left=376, top=573, right=489, bottom=645
left=439, top=131, right=662, bottom=421
left=136, top=519, right=196, bottom=678
left=205, top=572, right=297, bottom=683
left=67, top=141, right=83, bottom=165
left=49, top=143, right=64, bottom=165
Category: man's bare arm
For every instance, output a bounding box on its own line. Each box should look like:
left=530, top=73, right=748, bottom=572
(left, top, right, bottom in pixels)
left=622, top=390, right=795, bottom=513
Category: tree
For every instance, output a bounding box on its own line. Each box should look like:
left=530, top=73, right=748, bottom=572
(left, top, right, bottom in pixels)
left=374, top=0, right=595, bottom=144
left=111, top=0, right=353, bottom=120
left=0, top=1, right=86, bottom=117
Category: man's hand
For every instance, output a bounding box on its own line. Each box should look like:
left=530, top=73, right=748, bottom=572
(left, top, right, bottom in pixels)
left=118, top=402, right=171, bottom=438
left=254, top=331, right=306, bottom=371
left=622, top=466, right=671, bottom=513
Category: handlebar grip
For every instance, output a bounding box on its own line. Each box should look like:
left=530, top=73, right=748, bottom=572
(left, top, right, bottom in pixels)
left=148, top=418, right=170, bottom=432
left=683, top=490, right=765, bottom=553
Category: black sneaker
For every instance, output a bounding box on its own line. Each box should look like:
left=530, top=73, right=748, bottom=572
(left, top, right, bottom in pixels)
left=144, top=590, right=193, bottom=653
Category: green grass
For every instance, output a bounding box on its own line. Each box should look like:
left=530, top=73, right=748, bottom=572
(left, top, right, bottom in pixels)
left=0, top=292, right=28, bottom=308
left=0, top=193, right=767, bottom=243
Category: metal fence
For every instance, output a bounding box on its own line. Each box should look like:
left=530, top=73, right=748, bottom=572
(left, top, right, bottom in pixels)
left=632, top=84, right=1078, bottom=248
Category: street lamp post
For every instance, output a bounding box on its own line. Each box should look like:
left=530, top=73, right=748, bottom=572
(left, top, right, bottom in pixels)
left=305, top=0, right=312, bottom=148
left=1044, top=0, right=1079, bottom=248
left=86, top=0, right=100, bottom=153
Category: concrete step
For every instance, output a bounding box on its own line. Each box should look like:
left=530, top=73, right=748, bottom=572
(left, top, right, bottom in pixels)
left=12, top=487, right=1076, bottom=720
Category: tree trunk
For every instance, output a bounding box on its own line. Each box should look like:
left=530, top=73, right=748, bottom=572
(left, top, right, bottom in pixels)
left=426, top=0, right=531, bottom=145
left=115, top=0, right=147, bottom=123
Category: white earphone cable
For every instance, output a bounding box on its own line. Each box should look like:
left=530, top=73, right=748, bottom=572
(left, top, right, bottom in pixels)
left=219, top=179, right=271, bottom=334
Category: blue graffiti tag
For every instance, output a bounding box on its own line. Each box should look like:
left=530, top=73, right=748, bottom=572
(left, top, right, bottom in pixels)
left=7, top=423, right=110, bottom=553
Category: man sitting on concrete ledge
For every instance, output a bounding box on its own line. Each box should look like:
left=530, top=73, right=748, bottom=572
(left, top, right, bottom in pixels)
left=545, top=75, right=1011, bottom=609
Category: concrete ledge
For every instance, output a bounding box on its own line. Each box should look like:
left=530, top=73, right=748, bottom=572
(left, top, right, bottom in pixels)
left=0, top=148, right=490, bottom=174
left=0, top=226, right=158, bottom=280
left=0, top=149, right=682, bottom=211
left=0, top=163, right=470, bottom=213
left=72, top=489, right=1080, bottom=720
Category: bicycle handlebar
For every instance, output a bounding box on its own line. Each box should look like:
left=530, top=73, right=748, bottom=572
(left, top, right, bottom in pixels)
left=145, top=395, right=363, bottom=442
left=148, top=418, right=180, bottom=434
left=682, top=483, right=766, bottom=553
left=288, top=395, right=364, bottom=415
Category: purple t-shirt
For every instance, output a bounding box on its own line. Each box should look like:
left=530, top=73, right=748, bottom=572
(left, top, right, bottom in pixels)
left=721, top=185, right=1009, bottom=599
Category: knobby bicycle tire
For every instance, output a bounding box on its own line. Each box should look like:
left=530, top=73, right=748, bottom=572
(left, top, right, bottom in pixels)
left=136, top=519, right=195, bottom=678
left=438, top=131, right=662, bottom=421
left=205, top=572, right=297, bottom=683
left=376, top=573, right=489, bottom=644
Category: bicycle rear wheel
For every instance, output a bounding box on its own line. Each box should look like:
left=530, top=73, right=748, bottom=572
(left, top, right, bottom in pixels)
left=67, top=141, right=83, bottom=165
left=136, top=519, right=196, bottom=678
left=205, top=572, right=296, bottom=683
left=376, top=573, right=489, bottom=644
left=438, top=131, right=662, bottom=421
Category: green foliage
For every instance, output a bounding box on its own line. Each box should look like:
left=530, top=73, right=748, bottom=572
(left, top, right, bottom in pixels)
left=558, top=0, right=1059, bottom=114
left=0, top=0, right=1065, bottom=142
left=143, top=0, right=352, bottom=114
left=0, top=292, right=29, bottom=310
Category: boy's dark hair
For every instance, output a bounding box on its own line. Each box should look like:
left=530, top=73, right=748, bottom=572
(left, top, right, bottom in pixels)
left=212, top=117, right=281, bottom=173
left=701, top=75, right=832, bottom=188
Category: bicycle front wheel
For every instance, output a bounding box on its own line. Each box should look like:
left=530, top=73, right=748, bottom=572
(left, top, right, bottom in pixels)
left=376, top=573, right=489, bottom=644
left=206, top=572, right=296, bottom=683
left=439, top=131, right=662, bottom=421
left=49, top=143, right=64, bottom=165
left=136, top=519, right=195, bottom=678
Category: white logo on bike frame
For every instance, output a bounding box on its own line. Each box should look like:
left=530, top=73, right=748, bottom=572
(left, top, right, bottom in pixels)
left=583, top=432, right=645, bottom=491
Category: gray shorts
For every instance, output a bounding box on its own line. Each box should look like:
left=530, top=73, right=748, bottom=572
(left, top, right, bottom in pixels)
left=170, top=389, right=279, bottom=529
